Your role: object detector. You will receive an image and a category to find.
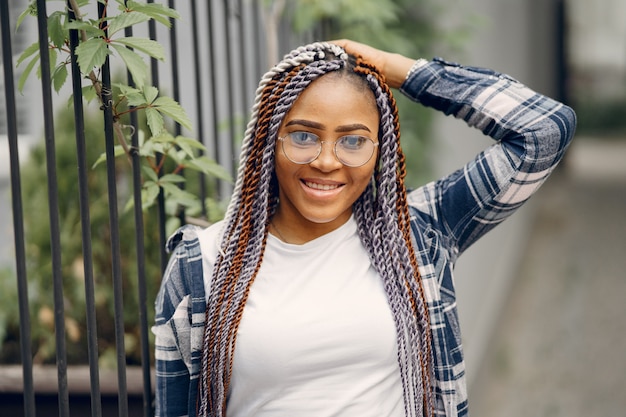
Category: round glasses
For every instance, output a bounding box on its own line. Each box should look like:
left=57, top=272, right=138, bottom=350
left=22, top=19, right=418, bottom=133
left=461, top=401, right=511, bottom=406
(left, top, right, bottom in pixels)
left=278, top=131, right=378, bottom=167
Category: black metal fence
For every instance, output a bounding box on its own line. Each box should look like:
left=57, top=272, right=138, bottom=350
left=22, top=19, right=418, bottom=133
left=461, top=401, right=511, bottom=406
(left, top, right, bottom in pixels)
left=0, top=1, right=318, bottom=416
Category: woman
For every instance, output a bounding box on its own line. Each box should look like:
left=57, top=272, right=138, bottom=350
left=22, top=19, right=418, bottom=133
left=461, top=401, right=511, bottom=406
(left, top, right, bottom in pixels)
left=153, top=40, right=576, bottom=417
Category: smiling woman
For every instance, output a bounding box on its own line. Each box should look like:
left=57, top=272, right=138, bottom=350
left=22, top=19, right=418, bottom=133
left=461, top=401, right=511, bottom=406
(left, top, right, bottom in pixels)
left=272, top=73, right=381, bottom=240
left=152, top=40, right=576, bottom=417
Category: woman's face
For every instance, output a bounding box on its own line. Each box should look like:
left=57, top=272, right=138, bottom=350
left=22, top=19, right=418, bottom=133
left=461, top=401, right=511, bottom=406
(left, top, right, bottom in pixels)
left=274, top=73, right=380, bottom=237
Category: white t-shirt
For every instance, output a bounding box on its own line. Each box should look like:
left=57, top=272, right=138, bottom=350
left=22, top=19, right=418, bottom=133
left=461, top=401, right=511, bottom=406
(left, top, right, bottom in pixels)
left=198, top=216, right=403, bottom=417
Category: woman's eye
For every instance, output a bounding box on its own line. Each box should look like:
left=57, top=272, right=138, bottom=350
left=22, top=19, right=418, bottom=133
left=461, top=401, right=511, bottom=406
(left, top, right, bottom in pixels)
left=290, top=131, right=319, bottom=146
left=340, top=135, right=367, bottom=150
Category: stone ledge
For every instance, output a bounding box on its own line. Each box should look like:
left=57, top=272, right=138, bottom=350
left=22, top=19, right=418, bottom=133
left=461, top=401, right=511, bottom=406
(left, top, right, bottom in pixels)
left=0, top=365, right=154, bottom=395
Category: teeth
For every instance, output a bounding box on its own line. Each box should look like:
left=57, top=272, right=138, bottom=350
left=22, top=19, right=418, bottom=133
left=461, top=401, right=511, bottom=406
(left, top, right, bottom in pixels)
left=305, top=181, right=339, bottom=191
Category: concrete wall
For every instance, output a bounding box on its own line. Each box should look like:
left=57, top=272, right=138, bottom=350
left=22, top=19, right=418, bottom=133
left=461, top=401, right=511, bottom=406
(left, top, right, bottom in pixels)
left=426, top=0, right=564, bottom=388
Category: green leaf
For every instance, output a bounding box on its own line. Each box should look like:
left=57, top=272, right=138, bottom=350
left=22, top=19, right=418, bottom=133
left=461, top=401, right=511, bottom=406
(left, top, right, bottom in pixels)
left=143, top=132, right=175, bottom=158
left=174, top=138, right=195, bottom=159
left=149, top=141, right=170, bottom=156
left=76, top=38, right=110, bottom=74
left=107, top=11, right=151, bottom=36
left=171, top=136, right=209, bottom=161
left=114, top=83, right=141, bottom=97
left=160, top=182, right=199, bottom=208
left=141, top=165, right=159, bottom=182
left=145, top=107, right=164, bottom=136
left=151, top=131, right=176, bottom=143
left=16, top=2, right=37, bottom=30
left=16, top=42, right=40, bottom=67
left=175, top=136, right=207, bottom=151
left=47, top=11, right=66, bottom=49
left=17, top=54, right=40, bottom=93
left=124, top=91, right=148, bottom=107
left=82, top=85, right=99, bottom=103
left=143, top=85, right=159, bottom=104
left=185, top=156, right=232, bottom=181
left=151, top=96, right=192, bottom=131
left=166, top=148, right=185, bottom=165
left=114, top=37, right=165, bottom=61
left=48, top=48, right=58, bottom=74
left=115, top=84, right=146, bottom=106
left=92, top=145, right=127, bottom=169
left=111, top=43, right=148, bottom=87
left=123, top=0, right=181, bottom=27
left=158, top=174, right=186, bottom=184
left=65, top=20, right=105, bottom=35
left=52, top=63, right=68, bottom=93
left=140, top=181, right=161, bottom=210
left=123, top=196, right=135, bottom=213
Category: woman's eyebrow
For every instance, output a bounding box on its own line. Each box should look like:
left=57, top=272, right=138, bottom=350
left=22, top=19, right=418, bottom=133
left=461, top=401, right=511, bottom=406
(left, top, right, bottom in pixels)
left=285, top=119, right=324, bottom=129
left=285, top=119, right=372, bottom=133
left=335, top=123, right=372, bottom=133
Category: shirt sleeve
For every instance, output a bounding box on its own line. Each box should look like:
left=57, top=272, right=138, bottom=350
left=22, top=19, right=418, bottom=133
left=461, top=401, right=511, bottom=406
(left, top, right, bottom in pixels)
left=153, top=226, right=206, bottom=417
left=153, top=241, right=192, bottom=417
left=401, top=57, right=577, bottom=255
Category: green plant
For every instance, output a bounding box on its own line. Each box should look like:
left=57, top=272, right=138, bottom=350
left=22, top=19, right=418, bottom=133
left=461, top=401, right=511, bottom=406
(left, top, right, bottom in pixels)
left=17, top=0, right=231, bottom=218
left=1, top=105, right=164, bottom=365
left=5, top=0, right=232, bottom=366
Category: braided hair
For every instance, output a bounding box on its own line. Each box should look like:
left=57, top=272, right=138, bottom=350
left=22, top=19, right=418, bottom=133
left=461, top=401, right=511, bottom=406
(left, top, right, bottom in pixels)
left=198, top=42, right=434, bottom=417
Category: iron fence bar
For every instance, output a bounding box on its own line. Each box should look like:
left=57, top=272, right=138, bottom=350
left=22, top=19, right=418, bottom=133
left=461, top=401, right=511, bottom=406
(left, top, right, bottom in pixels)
left=67, top=4, right=103, bottom=416
left=140, top=0, right=167, bottom=274
left=190, top=0, right=209, bottom=219
left=236, top=0, right=250, bottom=124
left=35, top=0, right=71, bottom=415
left=0, top=2, right=36, bottom=416
left=130, top=101, right=154, bottom=417
left=206, top=0, right=223, bottom=198
left=556, top=0, right=569, bottom=105
left=223, top=0, right=238, bottom=179
left=167, top=0, right=181, bottom=140
left=167, top=0, right=186, bottom=225
left=252, top=0, right=265, bottom=79
left=122, top=19, right=154, bottom=417
left=97, top=3, right=129, bottom=416
left=146, top=0, right=168, bottom=273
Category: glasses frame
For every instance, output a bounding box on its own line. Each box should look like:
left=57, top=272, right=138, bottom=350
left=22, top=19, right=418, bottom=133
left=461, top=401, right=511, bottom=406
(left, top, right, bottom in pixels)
left=277, top=132, right=379, bottom=168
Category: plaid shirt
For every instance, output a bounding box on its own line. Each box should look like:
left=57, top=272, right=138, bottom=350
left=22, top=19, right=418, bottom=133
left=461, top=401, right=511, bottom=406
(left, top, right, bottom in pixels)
left=153, top=57, right=576, bottom=417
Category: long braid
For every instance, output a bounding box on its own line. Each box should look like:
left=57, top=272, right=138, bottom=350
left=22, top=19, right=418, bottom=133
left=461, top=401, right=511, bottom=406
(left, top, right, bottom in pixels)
left=198, top=42, right=434, bottom=417
left=353, top=59, right=435, bottom=415
left=200, top=65, right=305, bottom=415
left=352, top=67, right=417, bottom=415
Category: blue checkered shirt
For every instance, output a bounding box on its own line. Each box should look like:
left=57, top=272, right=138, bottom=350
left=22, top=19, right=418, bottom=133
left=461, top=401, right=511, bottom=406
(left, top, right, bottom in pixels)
left=153, top=57, right=576, bottom=416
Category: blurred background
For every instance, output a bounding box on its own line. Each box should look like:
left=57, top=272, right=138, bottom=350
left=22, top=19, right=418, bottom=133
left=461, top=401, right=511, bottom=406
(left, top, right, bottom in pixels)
left=1, top=0, right=624, bottom=416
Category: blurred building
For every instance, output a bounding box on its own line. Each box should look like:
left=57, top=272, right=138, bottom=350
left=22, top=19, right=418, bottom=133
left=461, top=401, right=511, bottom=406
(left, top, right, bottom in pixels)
left=569, top=0, right=626, bottom=102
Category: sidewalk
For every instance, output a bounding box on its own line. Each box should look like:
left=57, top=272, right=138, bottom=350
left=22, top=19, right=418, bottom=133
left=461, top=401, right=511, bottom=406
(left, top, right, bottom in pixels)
left=469, top=137, right=626, bottom=416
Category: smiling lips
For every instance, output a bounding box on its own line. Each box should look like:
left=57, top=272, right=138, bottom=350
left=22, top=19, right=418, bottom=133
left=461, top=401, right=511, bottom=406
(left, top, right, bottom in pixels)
left=303, top=180, right=342, bottom=191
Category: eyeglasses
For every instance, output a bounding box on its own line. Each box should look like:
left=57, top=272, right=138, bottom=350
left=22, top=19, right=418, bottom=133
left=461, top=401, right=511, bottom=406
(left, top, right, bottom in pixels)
left=278, top=131, right=378, bottom=167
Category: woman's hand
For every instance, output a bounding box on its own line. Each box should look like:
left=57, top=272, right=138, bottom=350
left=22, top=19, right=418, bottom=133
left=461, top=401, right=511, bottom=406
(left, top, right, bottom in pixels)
left=332, top=39, right=417, bottom=89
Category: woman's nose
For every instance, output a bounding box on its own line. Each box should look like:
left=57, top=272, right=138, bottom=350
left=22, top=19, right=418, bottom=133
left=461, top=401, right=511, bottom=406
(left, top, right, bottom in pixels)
left=310, top=141, right=342, bottom=171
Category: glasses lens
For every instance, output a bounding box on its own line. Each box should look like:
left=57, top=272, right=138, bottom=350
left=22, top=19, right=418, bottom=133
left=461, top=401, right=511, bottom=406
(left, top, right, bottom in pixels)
left=282, top=132, right=321, bottom=164
left=335, top=135, right=376, bottom=167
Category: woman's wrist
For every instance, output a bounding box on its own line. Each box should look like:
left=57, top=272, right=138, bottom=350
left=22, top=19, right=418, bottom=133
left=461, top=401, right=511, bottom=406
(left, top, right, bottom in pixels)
left=384, top=53, right=423, bottom=89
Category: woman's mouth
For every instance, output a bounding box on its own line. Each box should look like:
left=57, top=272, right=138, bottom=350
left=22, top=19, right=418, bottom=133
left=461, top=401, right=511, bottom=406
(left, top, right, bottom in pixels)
left=303, top=180, right=341, bottom=191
